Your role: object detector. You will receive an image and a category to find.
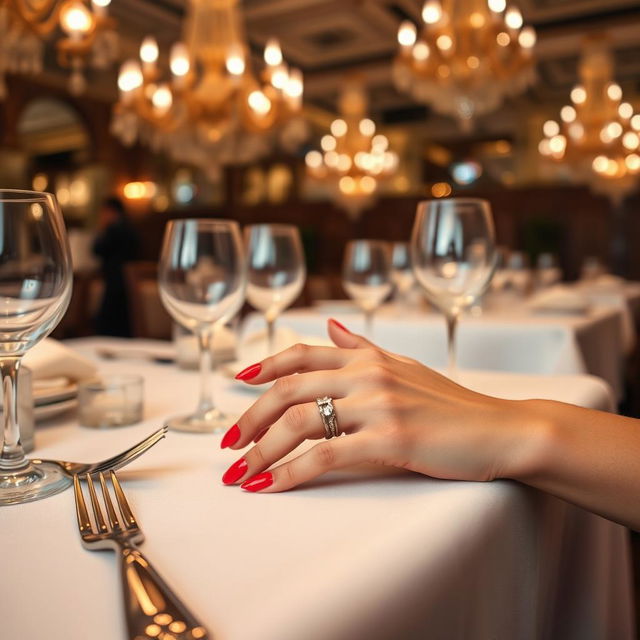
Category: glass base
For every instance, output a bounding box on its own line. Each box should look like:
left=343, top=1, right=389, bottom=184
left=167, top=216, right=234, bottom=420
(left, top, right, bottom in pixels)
left=0, top=460, right=72, bottom=506
left=165, top=408, right=236, bottom=434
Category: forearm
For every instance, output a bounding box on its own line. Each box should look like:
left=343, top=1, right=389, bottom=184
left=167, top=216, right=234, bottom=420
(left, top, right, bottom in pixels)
left=506, top=399, right=640, bottom=530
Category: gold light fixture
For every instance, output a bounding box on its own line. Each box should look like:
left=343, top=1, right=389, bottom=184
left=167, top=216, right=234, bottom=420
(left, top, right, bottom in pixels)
left=0, top=0, right=117, bottom=97
left=393, top=0, right=536, bottom=127
left=112, top=0, right=304, bottom=171
left=538, top=35, right=640, bottom=200
left=305, top=81, right=399, bottom=219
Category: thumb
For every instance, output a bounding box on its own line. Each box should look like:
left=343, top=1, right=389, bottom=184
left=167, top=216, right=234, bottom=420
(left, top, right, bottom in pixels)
left=327, top=318, right=375, bottom=349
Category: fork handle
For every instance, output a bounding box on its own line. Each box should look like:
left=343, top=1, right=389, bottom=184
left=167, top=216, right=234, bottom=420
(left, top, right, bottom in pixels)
left=119, top=546, right=211, bottom=639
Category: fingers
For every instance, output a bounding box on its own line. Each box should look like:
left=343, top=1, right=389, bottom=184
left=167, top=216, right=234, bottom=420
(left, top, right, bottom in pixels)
left=224, top=370, right=351, bottom=449
left=221, top=399, right=357, bottom=486
left=240, top=432, right=371, bottom=493
left=327, top=318, right=374, bottom=349
left=235, top=342, right=349, bottom=385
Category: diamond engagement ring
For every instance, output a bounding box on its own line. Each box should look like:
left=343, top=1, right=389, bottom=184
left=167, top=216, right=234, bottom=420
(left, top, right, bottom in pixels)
left=316, top=397, right=339, bottom=439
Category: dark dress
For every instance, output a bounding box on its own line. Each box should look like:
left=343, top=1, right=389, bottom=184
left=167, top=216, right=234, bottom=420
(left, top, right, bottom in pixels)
left=92, top=219, right=139, bottom=337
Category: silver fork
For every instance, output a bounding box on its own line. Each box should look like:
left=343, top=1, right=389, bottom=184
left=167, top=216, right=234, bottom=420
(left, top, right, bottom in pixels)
left=32, top=426, right=167, bottom=477
left=74, top=471, right=210, bottom=640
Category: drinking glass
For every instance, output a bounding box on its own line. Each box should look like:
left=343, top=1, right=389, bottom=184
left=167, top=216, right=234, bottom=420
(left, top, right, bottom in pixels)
left=411, top=199, right=496, bottom=376
left=245, top=224, right=306, bottom=355
left=390, top=241, right=415, bottom=304
left=342, top=240, right=392, bottom=336
left=159, top=219, right=246, bottom=433
left=0, top=190, right=72, bottom=505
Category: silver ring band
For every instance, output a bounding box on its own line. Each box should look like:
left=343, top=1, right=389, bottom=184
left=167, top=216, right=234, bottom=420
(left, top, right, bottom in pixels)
left=316, top=397, right=339, bottom=439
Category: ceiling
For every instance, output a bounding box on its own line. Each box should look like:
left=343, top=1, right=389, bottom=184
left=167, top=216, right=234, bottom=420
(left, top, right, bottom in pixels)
left=36, top=0, right=640, bottom=141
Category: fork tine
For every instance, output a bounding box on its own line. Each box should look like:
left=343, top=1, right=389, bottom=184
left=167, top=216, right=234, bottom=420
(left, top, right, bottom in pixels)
left=91, top=426, right=168, bottom=475
left=86, top=473, right=108, bottom=534
left=99, top=472, right=122, bottom=533
left=73, top=475, right=92, bottom=535
left=110, top=471, right=137, bottom=529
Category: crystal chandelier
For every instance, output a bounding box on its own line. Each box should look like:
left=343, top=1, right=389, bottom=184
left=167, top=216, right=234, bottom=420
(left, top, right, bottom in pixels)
left=538, top=35, right=640, bottom=201
left=112, top=0, right=304, bottom=171
left=305, top=82, right=399, bottom=220
left=0, top=0, right=117, bottom=97
left=393, top=0, right=536, bottom=127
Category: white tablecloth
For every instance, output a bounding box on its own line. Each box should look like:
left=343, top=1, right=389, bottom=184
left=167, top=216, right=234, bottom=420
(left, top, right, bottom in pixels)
left=244, top=304, right=626, bottom=399
left=2, top=338, right=633, bottom=640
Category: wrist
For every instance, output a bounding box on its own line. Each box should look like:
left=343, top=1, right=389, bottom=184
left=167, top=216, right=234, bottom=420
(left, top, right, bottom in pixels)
left=495, top=399, right=559, bottom=483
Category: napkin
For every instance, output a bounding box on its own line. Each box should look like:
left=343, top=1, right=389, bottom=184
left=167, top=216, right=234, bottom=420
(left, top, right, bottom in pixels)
left=529, top=286, right=591, bottom=315
left=24, top=338, right=97, bottom=383
left=221, top=327, right=333, bottom=382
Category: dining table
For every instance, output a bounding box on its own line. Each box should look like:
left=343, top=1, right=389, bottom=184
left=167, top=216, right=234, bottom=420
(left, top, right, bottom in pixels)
left=243, top=301, right=628, bottom=400
left=2, top=337, right=634, bottom=640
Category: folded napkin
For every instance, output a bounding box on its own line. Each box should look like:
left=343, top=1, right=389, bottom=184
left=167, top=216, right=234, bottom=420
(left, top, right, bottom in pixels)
left=529, top=286, right=591, bottom=315
left=24, top=338, right=97, bottom=383
left=221, top=327, right=333, bottom=382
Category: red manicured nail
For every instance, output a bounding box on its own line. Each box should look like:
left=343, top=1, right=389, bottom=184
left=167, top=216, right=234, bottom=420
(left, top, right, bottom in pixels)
left=235, top=363, right=262, bottom=381
left=241, top=472, right=273, bottom=492
left=254, top=428, right=268, bottom=443
left=330, top=318, right=350, bottom=334
left=222, top=458, right=248, bottom=485
left=220, top=424, right=240, bottom=449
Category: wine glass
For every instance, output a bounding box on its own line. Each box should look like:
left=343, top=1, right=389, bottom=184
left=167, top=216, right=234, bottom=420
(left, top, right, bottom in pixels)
left=159, top=219, right=246, bottom=433
left=390, top=242, right=415, bottom=304
left=0, top=190, right=72, bottom=505
left=342, top=240, right=392, bottom=336
left=245, top=224, right=306, bottom=355
left=411, top=199, right=496, bottom=376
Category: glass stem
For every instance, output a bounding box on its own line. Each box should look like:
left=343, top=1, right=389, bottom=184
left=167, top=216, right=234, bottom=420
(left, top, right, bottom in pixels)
left=266, top=317, right=276, bottom=355
left=197, top=328, right=214, bottom=416
left=365, top=310, right=374, bottom=338
left=0, top=357, right=27, bottom=471
left=445, top=311, right=459, bottom=379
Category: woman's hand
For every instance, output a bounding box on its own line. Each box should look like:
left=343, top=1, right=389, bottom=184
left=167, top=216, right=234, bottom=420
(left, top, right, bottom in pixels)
left=220, top=319, right=547, bottom=492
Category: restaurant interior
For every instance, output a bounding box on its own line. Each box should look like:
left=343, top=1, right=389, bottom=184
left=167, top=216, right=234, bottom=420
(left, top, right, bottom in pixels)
left=3, top=0, right=640, bottom=638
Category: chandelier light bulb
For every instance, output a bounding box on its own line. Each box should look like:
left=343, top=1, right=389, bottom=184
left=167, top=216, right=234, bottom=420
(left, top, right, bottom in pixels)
left=170, top=43, right=190, bottom=76
left=60, top=2, right=93, bottom=37
left=548, top=135, right=566, bottom=153
left=496, top=32, right=510, bottom=46
left=398, top=21, right=417, bottom=47
left=321, top=134, right=337, bottom=151
left=560, top=105, right=576, bottom=123
left=305, top=151, right=323, bottom=169
left=118, top=60, right=143, bottom=92
left=488, top=0, right=506, bottom=12
left=570, top=85, right=586, bottom=104
left=592, top=155, right=609, bottom=174
left=92, top=0, right=111, bottom=6
left=140, top=37, right=159, bottom=64
left=543, top=120, right=560, bottom=138
left=600, top=127, right=613, bottom=144
left=607, top=121, right=623, bottom=138
left=359, top=118, right=376, bottom=137
left=518, top=26, right=536, bottom=49
left=436, top=34, right=453, bottom=52
left=330, top=119, right=347, bottom=137
left=151, top=85, right=173, bottom=114
left=226, top=47, right=246, bottom=76
left=538, top=139, right=551, bottom=156
left=284, top=68, right=303, bottom=98
left=469, top=12, right=485, bottom=28
left=337, top=154, right=352, bottom=172
left=372, top=134, right=388, bottom=151
left=632, top=115, right=640, bottom=131
left=623, top=132, right=639, bottom=150
left=504, top=7, right=523, bottom=30
left=618, top=102, right=633, bottom=119
left=248, top=90, right=271, bottom=115
left=264, top=38, right=283, bottom=66
left=339, top=176, right=356, bottom=194
left=360, top=176, right=377, bottom=194
left=271, top=66, right=289, bottom=90
left=413, top=42, right=430, bottom=61
left=324, top=151, right=339, bottom=168
left=568, top=123, right=584, bottom=140
left=626, top=154, right=640, bottom=172
left=422, top=0, right=443, bottom=25
left=606, top=83, right=622, bottom=101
